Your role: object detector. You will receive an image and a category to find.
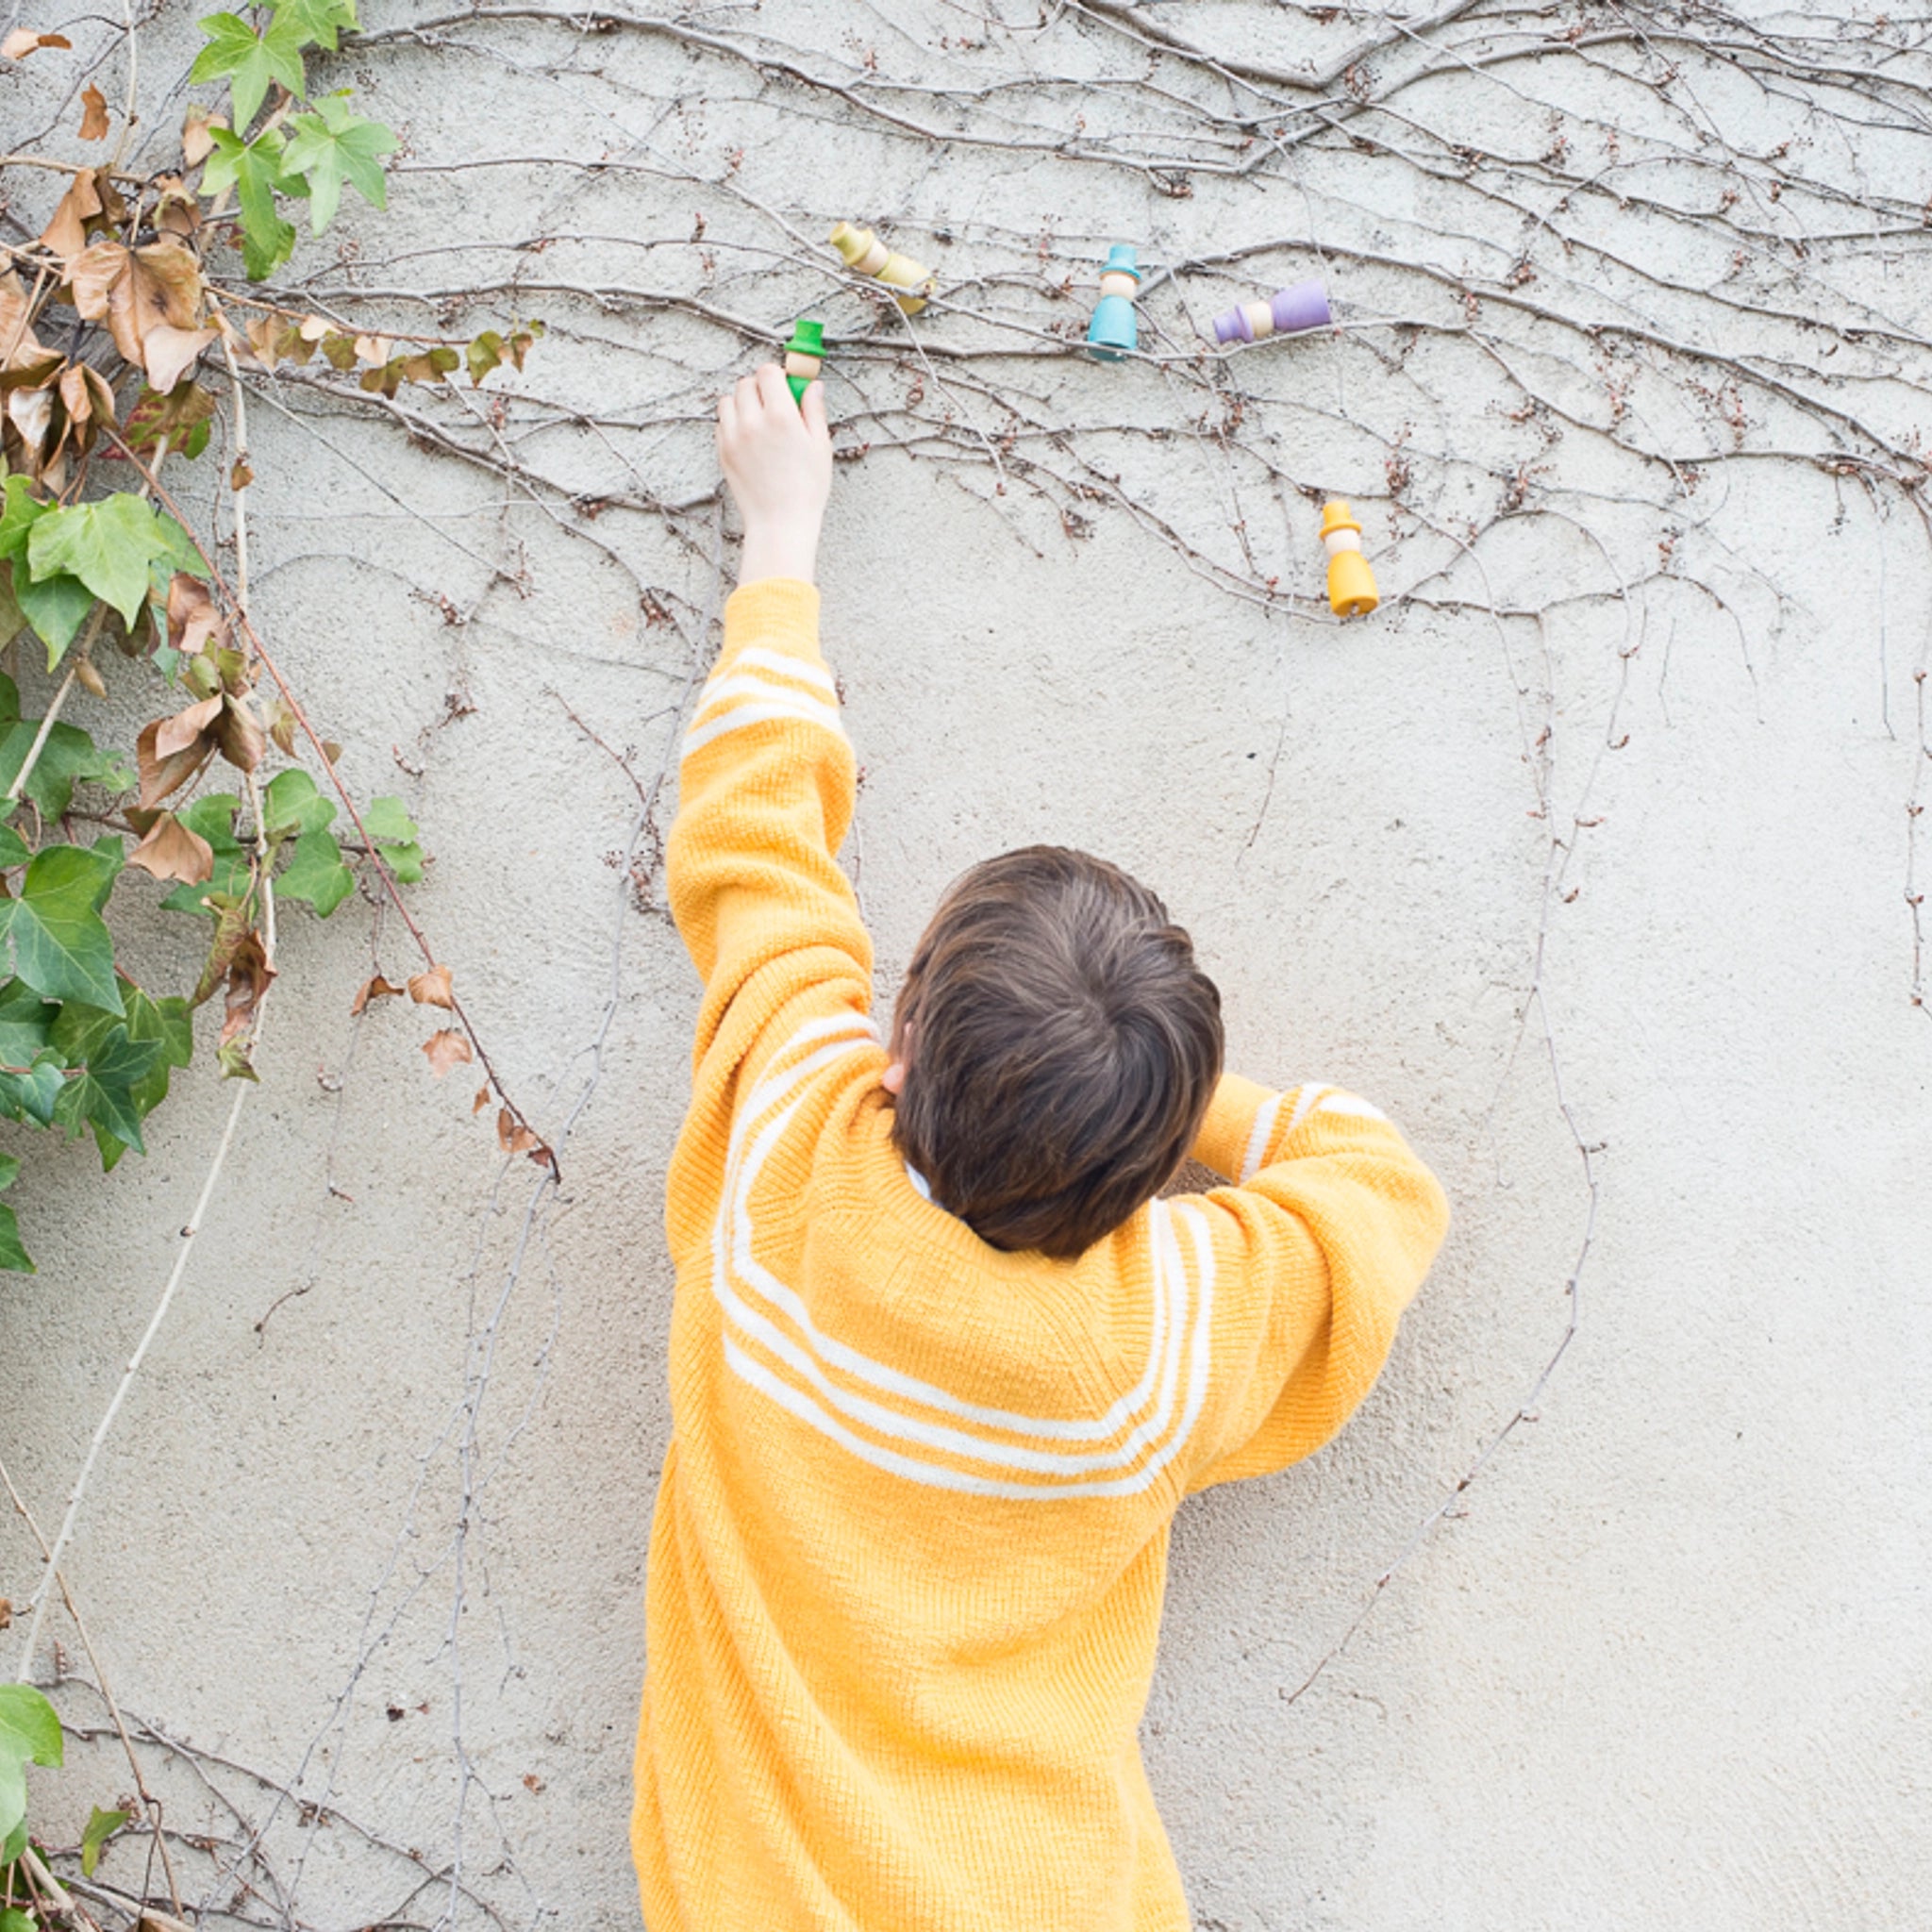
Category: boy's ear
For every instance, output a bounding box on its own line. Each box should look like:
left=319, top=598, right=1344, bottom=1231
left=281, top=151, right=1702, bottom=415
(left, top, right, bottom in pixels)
left=882, top=1059, right=907, bottom=1095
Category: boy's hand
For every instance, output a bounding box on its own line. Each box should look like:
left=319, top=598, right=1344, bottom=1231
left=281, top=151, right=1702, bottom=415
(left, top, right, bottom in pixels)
left=718, top=363, right=832, bottom=586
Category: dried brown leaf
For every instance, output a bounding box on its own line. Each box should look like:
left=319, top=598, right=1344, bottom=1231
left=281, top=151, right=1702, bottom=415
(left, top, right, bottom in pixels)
left=0, top=1597, right=10, bottom=1629
left=473, top=1083, right=491, bottom=1114
left=155, top=692, right=224, bottom=758
left=153, top=175, right=199, bottom=239
left=39, top=173, right=102, bottom=264
left=78, top=82, right=108, bottom=141
left=0, top=270, right=50, bottom=373
left=2, top=28, right=72, bottom=58
left=182, top=105, right=224, bottom=167
left=143, top=322, right=215, bottom=394
left=230, top=457, right=254, bottom=491
left=421, top=1027, right=474, bottom=1077
left=214, top=693, right=267, bottom=773
left=127, top=809, right=215, bottom=885
left=166, top=574, right=225, bottom=656
left=70, top=240, right=203, bottom=368
left=75, top=658, right=107, bottom=699
left=408, top=963, right=455, bottom=1008
left=350, top=974, right=406, bottom=1016
left=496, top=1107, right=540, bottom=1156
left=136, top=717, right=214, bottom=811
left=219, top=930, right=275, bottom=1045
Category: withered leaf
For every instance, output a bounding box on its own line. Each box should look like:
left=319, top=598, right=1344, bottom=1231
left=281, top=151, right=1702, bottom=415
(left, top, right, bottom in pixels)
left=182, top=105, right=224, bottom=167
left=127, top=809, right=215, bottom=885
left=78, top=82, right=108, bottom=141
left=408, top=963, right=454, bottom=1008
left=496, top=1107, right=540, bottom=1157
left=156, top=692, right=224, bottom=758
left=153, top=175, right=199, bottom=239
left=38, top=171, right=102, bottom=263
left=69, top=241, right=204, bottom=370
left=421, top=1027, right=474, bottom=1077
left=143, top=323, right=216, bottom=394
left=2, top=28, right=73, bottom=58
left=75, top=658, right=108, bottom=698
left=166, top=574, right=225, bottom=656
left=0, top=269, right=50, bottom=372
left=137, top=714, right=217, bottom=808
left=214, top=693, right=267, bottom=772
left=230, top=457, right=254, bottom=491
left=473, top=1083, right=491, bottom=1114
left=220, top=931, right=275, bottom=1045
left=0, top=1597, right=10, bottom=1629
left=350, top=974, right=406, bottom=1015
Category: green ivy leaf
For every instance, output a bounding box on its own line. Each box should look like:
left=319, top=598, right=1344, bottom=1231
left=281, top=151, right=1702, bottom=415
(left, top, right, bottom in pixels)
left=201, top=127, right=297, bottom=279
left=358, top=796, right=423, bottom=880
left=0, top=823, right=29, bottom=870
left=0, top=1686, right=62, bottom=1767
left=56, top=1023, right=163, bottom=1156
left=0, top=846, right=125, bottom=1013
left=0, top=1204, right=31, bottom=1274
left=281, top=92, right=394, bottom=232
left=0, top=1058, right=66, bottom=1129
left=0, top=980, right=60, bottom=1068
left=192, top=9, right=308, bottom=126
left=276, top=826, right=353, bottom=915
left=0, top=1682, right=61, bottom=1845
left=26, top=494, right=182, bottom=632
left=262, top=767, right=336, bottom=838
left=360, top=795, right=417, bottom=842
left=0, top=1155, right=19, bottom=1191
left=81, top=1803, right=130, bottom=1877
left=273, top=0, right=358, bottom=50
left=0, top=482, right=94, bottom=666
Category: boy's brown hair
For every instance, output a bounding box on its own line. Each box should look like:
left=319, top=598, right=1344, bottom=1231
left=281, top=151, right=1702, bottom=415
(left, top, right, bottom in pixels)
left=889, top=846, right=1224, bottom=1259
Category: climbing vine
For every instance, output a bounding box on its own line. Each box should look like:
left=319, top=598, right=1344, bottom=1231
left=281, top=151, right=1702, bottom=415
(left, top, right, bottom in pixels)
left=0, top=3, right=543, bottom=1274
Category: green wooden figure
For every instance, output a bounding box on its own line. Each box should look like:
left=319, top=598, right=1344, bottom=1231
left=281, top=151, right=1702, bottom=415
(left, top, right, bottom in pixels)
left=785, top=320, right=825, bottom=405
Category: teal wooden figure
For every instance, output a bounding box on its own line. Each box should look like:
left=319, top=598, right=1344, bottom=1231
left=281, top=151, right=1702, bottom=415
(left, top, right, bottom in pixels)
left=785, top=319, right=825, bottom=404
left=1086, top=245, right=1141, bottom=361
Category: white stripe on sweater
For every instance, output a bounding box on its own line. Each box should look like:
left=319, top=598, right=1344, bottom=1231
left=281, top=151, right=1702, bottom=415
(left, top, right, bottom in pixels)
left=708, top=1019, right=1213, bottom=1485
left=683, top=696, right=846, bottom=760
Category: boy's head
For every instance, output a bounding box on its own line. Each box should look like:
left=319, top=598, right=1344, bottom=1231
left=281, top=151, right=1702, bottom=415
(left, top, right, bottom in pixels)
left=886, top=847, right=1224, bottom=1260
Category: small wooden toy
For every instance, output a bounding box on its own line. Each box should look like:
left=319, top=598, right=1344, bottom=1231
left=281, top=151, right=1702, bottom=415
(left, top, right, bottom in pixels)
left=1320, top=500, right=1378, bottom=617
left=1210, top=280, right=1331, bottom=346
left=1086, top=244, right=1141, bottom=360
left=828, top=221, right=935, bottom=315
left=784, top=318, right=824, bottom=405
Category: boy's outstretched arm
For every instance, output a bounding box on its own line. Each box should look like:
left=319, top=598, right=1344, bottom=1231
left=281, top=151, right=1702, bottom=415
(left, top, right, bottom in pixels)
left=668, top=367, right=873, bottom=1086
left=1180, top=1073, right=1452, bottom=1491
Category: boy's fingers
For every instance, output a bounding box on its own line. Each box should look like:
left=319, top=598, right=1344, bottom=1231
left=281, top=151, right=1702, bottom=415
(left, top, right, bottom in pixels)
left=717, top=390, right=737, bottom=441
left=756, top=362, right=791, bottom=413
left=799, top=376, right=830, bottom=439
left=735, top=372, right=762, bottom=421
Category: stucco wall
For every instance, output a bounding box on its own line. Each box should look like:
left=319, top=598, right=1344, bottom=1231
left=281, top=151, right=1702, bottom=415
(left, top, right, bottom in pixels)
left=3, top=1, right=1927, bottom=1926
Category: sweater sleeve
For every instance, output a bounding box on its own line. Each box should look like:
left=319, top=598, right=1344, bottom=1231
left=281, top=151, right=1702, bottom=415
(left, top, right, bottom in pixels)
left=1179, top=1073, right=1450, bottom=1492
left=666, top=578, right=874, bottom=1091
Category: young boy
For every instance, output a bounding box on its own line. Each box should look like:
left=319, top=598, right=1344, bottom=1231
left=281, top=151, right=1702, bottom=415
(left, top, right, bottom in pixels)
left=630, top=365, right=1450, bottom=1931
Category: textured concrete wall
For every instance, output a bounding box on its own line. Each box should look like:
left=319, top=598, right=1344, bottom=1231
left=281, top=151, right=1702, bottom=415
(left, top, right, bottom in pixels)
left=3, top=2, right=1927, bottom=1927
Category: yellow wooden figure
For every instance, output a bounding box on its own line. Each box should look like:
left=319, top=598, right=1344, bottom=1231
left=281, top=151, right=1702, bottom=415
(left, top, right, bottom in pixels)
left=1320, top=500, right=1379, bottom=617
left=829, top=221, right=935, bottom=315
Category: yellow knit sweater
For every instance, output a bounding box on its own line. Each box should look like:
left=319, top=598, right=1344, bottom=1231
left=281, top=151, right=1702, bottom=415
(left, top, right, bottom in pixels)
left=631, top=578, right=1450, bottom=1932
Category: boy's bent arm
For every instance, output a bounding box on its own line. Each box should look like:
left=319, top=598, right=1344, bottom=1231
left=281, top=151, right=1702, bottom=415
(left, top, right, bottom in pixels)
left=668, top=576, right=873, bottom=1081
left=1180, top=1073, right=1451, bottom=1491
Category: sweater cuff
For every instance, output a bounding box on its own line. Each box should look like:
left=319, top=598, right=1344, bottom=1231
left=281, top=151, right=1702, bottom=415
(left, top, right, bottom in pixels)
left=722, top=578, right=823, bottom=667
left=1190, top=1073, right=1278, bottom=1182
